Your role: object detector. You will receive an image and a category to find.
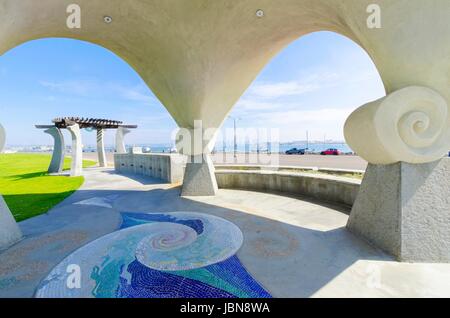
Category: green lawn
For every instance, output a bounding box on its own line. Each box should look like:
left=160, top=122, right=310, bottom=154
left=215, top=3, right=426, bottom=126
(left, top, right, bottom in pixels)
left=0, top=153, right=97, bottom=222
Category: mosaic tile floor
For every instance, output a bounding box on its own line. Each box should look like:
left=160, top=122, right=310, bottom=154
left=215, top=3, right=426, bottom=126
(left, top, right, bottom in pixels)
left=35, top=212, right=271, bottom=298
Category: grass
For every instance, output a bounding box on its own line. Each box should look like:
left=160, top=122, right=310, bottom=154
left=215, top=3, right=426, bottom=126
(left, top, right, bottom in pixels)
left=0, top=153, right=97, bottom=222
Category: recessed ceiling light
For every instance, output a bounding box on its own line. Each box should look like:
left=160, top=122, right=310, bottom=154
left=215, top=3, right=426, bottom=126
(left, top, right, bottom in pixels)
left=256, top=9, right=264, bottom=18
left=103, top=16, right=113, bottom=24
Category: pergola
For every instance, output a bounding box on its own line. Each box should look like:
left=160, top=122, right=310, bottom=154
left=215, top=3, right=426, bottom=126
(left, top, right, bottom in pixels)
left=36, top=117, right=137, bottom=176
left=52, top=117, right=126, bottom=129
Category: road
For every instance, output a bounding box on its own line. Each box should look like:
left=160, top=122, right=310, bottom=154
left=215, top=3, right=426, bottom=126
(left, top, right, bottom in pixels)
left=212, top=153, right=367, bottom=170
left=82, top=152, right=368, bottom=171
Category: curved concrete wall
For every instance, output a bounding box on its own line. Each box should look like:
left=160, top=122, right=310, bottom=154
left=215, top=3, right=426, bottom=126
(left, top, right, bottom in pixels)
left=215, top=170, right=360, bottom=208
left=115, top=153, right=360, bottom=207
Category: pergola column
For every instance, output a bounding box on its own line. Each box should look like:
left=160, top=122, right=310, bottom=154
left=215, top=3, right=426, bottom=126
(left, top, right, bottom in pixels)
left=96, top=128, right=107, bottom=167
left=0, top=195, right=22, bottom=250
left=67, top=124, right=82, bottom=177
left=44, top=127, right=65, bottom=173
left=115, top=126, right=131, bottom=154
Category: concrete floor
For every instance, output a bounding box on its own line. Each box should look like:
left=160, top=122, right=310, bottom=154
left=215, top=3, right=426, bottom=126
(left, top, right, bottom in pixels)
left=1, top=167, right=449, bottom=298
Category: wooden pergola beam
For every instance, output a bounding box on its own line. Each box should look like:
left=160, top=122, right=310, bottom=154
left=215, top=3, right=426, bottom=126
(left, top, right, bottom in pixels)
left=48, top=117, right=136, bottom=130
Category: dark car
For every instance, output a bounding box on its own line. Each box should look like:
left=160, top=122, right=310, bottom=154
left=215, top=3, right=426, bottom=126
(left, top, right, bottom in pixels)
left=321, top=148, right=340, bottom=155
left=285, top=148, right=305, bottom=155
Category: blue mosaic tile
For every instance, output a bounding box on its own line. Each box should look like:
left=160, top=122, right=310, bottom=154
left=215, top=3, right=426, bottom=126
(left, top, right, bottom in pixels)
left=35, top=212, right=272, bottom=298
left=117, top=260, right=236, bottom=298
left=121, top=212, right=204, bottom=234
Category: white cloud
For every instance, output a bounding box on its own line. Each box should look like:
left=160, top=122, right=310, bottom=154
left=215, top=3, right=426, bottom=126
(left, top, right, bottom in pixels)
left=227, top=66, right=385, bottom=142
left=254, top=107, right=354, bottom=125
left=248, top=107, right=355, bottom=142
left=40, top=80, right=95, bottom=95
left=246, top=72, right=340, bottom=100
left=39, top=79, right=155, bottom=104
left=45, top=95, right=57, bottom=101
left=248, top=81, right=318, bottom=99
left=234, top=99, right=282, bottom=112
left=109, top=83, right=155, bottom=103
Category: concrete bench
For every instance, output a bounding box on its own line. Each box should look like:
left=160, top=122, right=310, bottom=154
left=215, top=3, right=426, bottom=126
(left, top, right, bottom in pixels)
left=114, top=153, right=186, bottom=183
left=215, top=169, right=360, bottom=207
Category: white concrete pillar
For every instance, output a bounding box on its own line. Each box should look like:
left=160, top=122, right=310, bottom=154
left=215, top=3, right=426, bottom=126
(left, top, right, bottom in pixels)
left=347, top=159, right=450, bottom=262
left=181, top=154, right=218, bottom=196
left=176, top=124, right=218, bottom=196
left=44, top=127, right=65, bottom=173
left=96, top=128, right=107, bottom=168
left=0, top=195, right=22, bottom=250
left=115, top=127, right=130, bottom=154
left=67, top=124, right=82, bottom=177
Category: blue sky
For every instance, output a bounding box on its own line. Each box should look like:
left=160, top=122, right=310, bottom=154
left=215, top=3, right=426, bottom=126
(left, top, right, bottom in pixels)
left=0, top=31, right=385, bottom=147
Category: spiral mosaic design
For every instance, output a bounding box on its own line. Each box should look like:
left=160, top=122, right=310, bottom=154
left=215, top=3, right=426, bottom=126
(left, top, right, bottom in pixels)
left=137, top=222, right=198, bottom=252
left=35, top=212, right=270, bottom=298
left=136, top=213, right=243, bottom=271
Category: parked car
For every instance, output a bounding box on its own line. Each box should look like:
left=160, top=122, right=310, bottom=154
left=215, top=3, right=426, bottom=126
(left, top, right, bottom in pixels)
left=285, top=148, right=305, bottom=155
left=320, top=148, right=340, bottom=155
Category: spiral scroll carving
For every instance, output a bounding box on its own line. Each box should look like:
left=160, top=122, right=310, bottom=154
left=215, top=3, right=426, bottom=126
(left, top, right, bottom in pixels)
left=135, top=213, right=244, bottom=271
left=344, top=86, right=450, bottom=164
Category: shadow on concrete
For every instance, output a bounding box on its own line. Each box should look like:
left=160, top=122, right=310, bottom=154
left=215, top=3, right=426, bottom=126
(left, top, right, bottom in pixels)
left=103, top=170, right=163, bottom=185
left=0, top=182, right=389, bottom=298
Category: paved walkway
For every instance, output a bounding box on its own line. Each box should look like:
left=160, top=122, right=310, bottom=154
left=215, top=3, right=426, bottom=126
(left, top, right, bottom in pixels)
left=1, top=167, right=449, bottom=297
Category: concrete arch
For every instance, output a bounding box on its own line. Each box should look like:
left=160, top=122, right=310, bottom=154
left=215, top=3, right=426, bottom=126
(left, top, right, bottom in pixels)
left=0, top=1, right=380, bottom=129
left=1, top=0, right=450, bottom=183
left=2, top=1, right=449, bottom=156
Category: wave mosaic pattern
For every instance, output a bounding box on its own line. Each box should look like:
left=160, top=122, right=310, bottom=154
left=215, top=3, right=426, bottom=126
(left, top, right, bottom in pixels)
left=35, top=212, right=271, bottom=298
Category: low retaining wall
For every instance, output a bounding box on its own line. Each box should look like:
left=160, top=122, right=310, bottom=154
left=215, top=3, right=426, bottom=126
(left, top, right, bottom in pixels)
left=114, top=156, right=361, bottom=207
left=215, top=169, right=361, bottom=207
left=114, top=153, right=186, bottom=183
left=215, top=164, right=365, bottom=177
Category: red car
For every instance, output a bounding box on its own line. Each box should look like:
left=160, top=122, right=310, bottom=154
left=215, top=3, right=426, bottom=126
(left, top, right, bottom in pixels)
left=320, top=148, right=340, bottom=155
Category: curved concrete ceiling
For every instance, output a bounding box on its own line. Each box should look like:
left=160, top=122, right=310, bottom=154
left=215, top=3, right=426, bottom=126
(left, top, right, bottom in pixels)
left=0, top=0, right=449, bottom=134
